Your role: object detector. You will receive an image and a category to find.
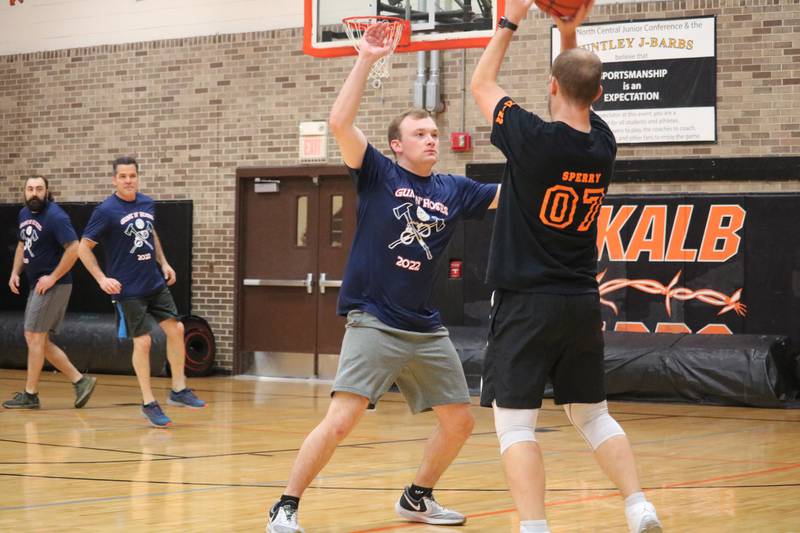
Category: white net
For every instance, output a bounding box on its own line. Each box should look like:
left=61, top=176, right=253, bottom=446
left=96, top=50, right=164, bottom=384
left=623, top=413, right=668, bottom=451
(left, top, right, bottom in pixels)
left=343, top=16, right=405, bottom=89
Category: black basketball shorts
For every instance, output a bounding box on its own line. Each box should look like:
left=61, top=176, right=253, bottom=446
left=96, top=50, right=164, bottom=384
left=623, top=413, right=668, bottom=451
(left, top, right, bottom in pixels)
left=480, top=290, right=606, bottom=409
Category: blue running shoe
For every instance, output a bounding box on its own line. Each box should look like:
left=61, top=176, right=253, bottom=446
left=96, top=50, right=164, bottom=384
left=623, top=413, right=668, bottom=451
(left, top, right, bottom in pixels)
left=142, top=401, right=172, bottom=427
left=168, top=388, right=206, bottom=409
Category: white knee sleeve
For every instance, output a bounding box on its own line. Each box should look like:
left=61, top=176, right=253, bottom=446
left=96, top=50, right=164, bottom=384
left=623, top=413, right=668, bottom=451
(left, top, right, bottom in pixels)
left=493, top=401, right=538, bottom=454
left=563, top=401, right=625, bottom=450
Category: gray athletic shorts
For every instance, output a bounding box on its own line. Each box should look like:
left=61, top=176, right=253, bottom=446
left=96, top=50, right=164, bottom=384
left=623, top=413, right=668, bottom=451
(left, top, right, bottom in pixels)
left=24, top=283, right=72, bottom=334
left=332, top=310, right=470, bottom=414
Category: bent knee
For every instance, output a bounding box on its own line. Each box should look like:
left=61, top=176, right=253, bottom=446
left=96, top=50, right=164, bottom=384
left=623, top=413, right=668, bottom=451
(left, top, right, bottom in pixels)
left=440, top=405, right=475, bottom=437
left=161, top=319, right=184, bottom=337
left=24, top=331, right=47, bottom=347
left=324, top=411, right=361, bottom=441
left=563, top=401, right=625, bottom=450
left=324, top=393, right=368, bottom=440
left=132, top=334, right=152, bottom=350
left=493, top=403, right=538, bottom=454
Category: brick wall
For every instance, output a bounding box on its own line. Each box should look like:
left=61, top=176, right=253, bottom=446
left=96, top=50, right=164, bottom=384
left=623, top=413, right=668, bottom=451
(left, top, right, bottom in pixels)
left=1, top=1, right=798, bottom=369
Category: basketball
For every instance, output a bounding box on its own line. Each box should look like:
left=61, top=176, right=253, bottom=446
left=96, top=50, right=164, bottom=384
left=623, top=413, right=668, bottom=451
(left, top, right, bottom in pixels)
left=535, top=0, right=591, bottom=19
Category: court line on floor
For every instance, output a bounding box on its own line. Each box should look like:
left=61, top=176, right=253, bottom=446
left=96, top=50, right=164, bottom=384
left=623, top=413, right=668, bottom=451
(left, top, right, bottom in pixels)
left=4, top=375, right=799, bottom=422
left=6, top=470, right=800, bottom=516
left=0, top=415, right=785, bottom=467
left=0, top=438, right=185, bottom=459
left=347, top=461, right=800, bottom=532
left=0, top=484, right=230, bottom=512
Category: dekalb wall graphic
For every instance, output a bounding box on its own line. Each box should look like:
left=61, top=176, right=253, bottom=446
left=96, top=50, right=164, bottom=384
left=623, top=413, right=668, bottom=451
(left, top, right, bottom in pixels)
left=596, top=194, right=799, bottom=345
left=552, top=16, right=716, bottom=144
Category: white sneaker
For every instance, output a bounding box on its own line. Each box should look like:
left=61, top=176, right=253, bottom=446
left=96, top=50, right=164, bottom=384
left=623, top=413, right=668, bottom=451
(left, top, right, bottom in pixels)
left=395, top=486, right=466, bottom=525
left=626, top=501, right=662, bottom=533
left=267, top=501, right=305, bottom=533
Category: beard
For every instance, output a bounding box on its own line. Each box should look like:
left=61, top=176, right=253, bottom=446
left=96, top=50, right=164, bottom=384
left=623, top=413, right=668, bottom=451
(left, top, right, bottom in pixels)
left=25, top=196, right=46, bottom=212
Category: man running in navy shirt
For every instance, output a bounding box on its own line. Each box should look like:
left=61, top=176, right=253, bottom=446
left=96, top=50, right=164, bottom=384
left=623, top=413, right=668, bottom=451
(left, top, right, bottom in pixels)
left=267, top=22, right=500, bottom=533
left=78, top=157, right=205, bottom=428
left=4, top=176, right=97, bottom=410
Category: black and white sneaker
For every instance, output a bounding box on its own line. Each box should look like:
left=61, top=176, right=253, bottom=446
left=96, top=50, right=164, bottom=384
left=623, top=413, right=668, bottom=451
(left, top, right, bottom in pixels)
left=395, top=486, right=466, bottom=525
left=267, top=501, right=305, bottom=533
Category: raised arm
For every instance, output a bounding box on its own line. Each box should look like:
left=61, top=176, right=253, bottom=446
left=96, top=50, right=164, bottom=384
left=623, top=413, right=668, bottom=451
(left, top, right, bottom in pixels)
left=470, top=0, right=534, bottom=124
left=329, top=23, right=396, bottom=169
left=552, top=0, right=595, bottom=52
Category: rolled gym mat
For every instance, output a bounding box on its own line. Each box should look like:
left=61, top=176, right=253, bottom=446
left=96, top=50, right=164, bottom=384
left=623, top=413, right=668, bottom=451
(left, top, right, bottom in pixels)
left=0, top=311, right=215, bottom=377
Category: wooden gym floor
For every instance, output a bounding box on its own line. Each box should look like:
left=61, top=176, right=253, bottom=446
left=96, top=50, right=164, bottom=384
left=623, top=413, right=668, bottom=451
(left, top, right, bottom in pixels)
left=1, top=369, right=798, bottom=532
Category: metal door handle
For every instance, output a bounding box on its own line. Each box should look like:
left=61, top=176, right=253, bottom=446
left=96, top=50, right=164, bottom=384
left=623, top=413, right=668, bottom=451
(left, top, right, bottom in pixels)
left=244, top=273, right=314, bottom=294
left=319, top=272, right=342, bottom=294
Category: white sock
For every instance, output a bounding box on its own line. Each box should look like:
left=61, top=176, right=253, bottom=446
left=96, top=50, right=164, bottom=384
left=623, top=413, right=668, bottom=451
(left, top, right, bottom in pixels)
left=625, top=491, right=647, bottom=509
left=520, top=519, right=550, bottom=533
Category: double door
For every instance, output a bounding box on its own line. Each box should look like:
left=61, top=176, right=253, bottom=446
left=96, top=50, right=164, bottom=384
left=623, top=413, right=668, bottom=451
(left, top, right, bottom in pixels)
left=236, top=168, right=355, bottom=378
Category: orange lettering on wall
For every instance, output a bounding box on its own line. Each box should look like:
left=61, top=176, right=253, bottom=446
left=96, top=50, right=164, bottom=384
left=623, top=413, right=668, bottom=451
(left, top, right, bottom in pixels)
left=698, top=205, right=745, bottom=262
left=665, top=205, right=698, bottom=261
left=596, top=205, right=636, bottom=261
left=624, top=205, right=667, bottom=261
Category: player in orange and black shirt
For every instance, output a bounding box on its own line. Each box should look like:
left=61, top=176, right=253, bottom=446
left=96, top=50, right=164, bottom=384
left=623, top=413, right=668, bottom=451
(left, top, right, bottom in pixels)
left=470, top=1, right=662, bottom=533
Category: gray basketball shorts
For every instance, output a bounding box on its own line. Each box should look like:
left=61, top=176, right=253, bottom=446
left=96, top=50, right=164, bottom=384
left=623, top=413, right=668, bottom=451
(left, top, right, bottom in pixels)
left=24, top=283, right=72, bottom=334
left=332, top=310, right=471, bottom=414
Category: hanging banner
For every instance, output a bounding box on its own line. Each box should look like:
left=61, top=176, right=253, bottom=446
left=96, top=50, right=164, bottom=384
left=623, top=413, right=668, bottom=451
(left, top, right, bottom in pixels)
left=552, top=16, right=716, bottom=144
left=596, top=194, right=800, bottom=346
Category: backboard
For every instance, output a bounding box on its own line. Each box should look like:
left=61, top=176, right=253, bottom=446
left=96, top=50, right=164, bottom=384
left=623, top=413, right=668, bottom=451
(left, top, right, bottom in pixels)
left=304, top=0, right=503, bottom=57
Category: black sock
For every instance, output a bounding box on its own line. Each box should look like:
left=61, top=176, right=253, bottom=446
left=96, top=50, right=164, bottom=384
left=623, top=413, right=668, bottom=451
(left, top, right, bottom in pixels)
left=408, top=484, right=433, bottom=500
left=279, top=494, right=300, bottom=510
left=24, top=391, right=38, bottom=398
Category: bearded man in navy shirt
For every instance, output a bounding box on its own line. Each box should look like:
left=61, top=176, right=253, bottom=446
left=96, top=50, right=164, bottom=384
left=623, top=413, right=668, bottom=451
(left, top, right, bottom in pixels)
left=267, top=22, right=500, bottom=533
left=78, top=157, right=205, bottom=428
left=4, top=176, right=97, bottom=410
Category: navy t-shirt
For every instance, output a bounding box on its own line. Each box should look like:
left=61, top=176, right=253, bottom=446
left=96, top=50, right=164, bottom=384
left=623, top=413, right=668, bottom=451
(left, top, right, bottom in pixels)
left=18, top=202, right=78, bottom=286
left=338, top=144, right=498, bottom=332
left=82, top=192, right=166, bottom=299
left=486, top=96, right=616, bottom=293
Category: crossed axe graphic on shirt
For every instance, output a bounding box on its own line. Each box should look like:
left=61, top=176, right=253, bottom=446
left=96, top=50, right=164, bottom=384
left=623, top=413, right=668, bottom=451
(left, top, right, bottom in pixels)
left=388, top=202, right=445, bottom=261
left=22, top=231, right=38, bottom=258
left=124, top=221, right=155, bottom=254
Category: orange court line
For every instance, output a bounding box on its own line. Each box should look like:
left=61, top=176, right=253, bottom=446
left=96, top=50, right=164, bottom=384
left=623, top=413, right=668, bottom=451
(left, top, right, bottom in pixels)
left=348, top=461, right=800, bottom=533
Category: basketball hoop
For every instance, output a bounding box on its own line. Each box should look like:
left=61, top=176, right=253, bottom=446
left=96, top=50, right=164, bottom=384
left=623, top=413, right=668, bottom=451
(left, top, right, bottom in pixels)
left=343, top=16, right=407, bottom=89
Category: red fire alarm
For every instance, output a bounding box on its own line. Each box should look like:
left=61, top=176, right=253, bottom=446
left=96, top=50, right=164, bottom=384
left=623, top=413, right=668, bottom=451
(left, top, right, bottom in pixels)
left=450, top=132, right=471, bottom=152
left=449, top=260, right=463, bottom=279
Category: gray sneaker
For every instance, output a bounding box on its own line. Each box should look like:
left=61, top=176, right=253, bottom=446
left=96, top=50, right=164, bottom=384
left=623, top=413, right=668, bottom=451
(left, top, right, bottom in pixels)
left=3, top=391, right=40, bottom=409
left=395, top=486, right=466, bottom=525
left=74, top=376, right=97, bottom=408
left=267, top=501, right=304, bottom=533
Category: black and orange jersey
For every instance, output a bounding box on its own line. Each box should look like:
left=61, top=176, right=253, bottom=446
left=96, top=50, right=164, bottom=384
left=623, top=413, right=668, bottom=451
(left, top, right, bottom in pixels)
left=486, top=96, right=616, bottom=293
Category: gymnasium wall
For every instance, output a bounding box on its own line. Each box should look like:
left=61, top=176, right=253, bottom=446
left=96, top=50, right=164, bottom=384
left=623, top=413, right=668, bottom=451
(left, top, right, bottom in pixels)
left=0, top=0, right=798, bottom=370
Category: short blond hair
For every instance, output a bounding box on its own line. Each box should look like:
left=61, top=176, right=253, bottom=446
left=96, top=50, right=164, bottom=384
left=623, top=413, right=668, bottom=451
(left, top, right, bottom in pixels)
left=552, top=48, right=602, bottom=106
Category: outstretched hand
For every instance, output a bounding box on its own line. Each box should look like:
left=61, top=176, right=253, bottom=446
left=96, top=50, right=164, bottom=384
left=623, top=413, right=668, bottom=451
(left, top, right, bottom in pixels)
left=505, top=0, right=536, bottom=24
left=358, top=22, right=398, bottom=62
left=551, top=0, right=595, bottom=32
